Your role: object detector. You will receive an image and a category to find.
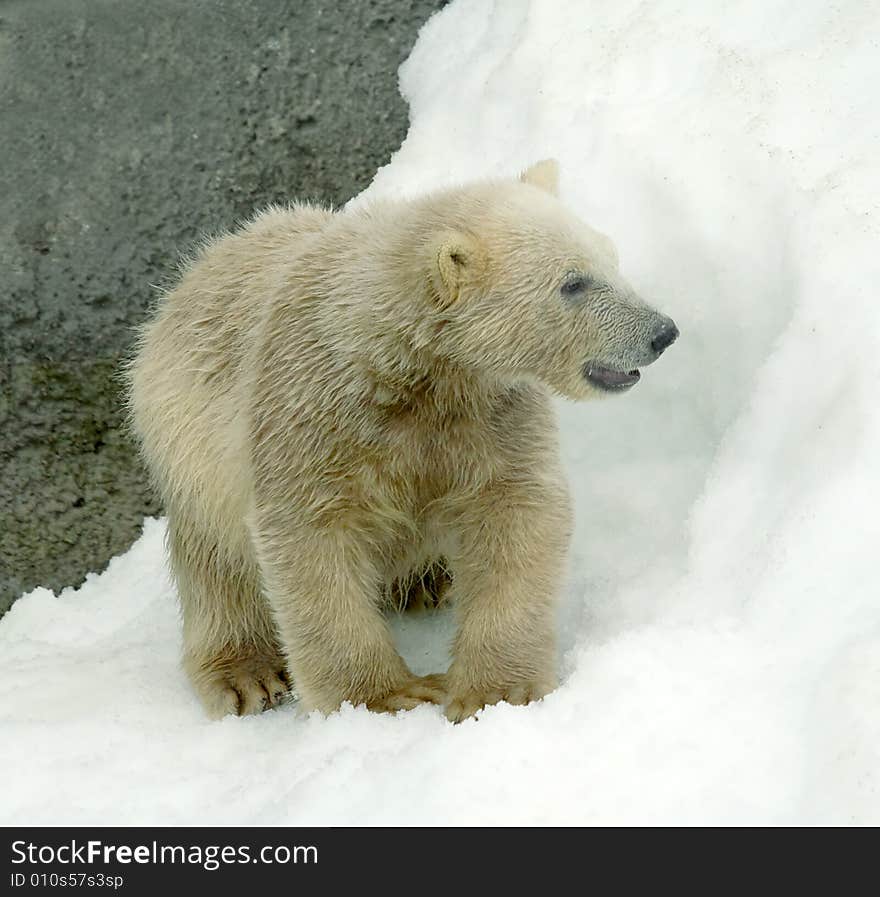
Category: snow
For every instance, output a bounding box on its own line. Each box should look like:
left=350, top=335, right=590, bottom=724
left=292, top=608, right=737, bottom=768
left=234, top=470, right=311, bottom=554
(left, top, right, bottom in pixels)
left=3, top=0, right=879, bottom=825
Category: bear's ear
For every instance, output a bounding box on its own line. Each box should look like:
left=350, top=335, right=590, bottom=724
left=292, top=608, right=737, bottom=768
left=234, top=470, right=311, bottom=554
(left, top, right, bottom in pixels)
left=432, top=231, right=484, bottom=309
left=519, top=158, right=560, bottom=196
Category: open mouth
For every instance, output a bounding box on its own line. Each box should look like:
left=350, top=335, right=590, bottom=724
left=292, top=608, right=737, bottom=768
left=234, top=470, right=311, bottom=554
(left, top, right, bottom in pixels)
left=583, top=362, right=641, bottom=392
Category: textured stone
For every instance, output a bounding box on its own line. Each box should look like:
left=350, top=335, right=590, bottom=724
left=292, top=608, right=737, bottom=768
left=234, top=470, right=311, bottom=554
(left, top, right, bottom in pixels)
left=0, top=0, right=445, bottom=613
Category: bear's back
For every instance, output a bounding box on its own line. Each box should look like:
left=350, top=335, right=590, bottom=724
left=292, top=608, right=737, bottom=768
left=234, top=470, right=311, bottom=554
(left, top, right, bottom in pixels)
left=144, top=203, right=332, bottom=390
left=127, top=203, right=334, bottom=541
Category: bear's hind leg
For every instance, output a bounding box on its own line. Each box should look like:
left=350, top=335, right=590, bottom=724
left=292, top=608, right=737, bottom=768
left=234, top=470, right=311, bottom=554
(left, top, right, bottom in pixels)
left=168, top=518, right=291, bottom=718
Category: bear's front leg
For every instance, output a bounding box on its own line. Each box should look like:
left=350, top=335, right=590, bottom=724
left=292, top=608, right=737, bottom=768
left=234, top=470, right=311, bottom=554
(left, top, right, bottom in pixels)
left=445, top=478, right=572, bottom=722
left=252, top=517, right=445, bottom=714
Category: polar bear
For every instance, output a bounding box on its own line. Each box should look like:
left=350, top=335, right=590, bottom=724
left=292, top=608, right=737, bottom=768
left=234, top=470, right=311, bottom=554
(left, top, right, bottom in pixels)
left=126, top=160, right=678, bottom=722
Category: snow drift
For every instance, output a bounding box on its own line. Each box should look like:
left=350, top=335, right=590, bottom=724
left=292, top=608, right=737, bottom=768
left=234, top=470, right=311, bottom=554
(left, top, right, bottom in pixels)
left=2, top=0, right=878, bottom=824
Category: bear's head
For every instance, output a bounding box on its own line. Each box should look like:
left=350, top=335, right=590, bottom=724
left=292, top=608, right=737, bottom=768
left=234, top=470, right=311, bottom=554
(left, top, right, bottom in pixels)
left=425, top=160, right=678, bottom=400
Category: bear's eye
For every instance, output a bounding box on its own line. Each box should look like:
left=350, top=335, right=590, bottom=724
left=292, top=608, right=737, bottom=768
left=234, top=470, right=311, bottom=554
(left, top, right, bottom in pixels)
left=560, top=274, right=591, bottom=299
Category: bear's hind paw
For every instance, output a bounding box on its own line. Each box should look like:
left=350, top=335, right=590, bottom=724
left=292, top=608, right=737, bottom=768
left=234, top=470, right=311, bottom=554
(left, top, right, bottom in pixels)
left=188, top=647, right=292, bottom=719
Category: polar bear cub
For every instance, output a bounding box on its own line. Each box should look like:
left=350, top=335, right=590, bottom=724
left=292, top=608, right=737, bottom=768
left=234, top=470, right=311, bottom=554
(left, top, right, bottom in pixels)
left=127, top=161, right=678, bottom=722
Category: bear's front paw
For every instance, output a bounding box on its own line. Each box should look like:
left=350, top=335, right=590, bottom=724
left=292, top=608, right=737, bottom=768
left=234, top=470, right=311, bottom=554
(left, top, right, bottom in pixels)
left=445, top=680, right=552, bottom=723
left=365, top=674, right=447, bottom=713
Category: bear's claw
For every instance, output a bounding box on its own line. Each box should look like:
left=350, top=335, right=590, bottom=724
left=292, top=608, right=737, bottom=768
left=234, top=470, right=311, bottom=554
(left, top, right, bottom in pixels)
left=445, top=682, right=548, bottom=723
left=189, top=648, right=292, bottom=718
left=365, top=674, right=448, bottom=713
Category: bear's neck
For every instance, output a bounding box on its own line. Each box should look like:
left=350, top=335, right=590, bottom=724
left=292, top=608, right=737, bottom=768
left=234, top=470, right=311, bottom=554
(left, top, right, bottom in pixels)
left=316, top=200, right=511, bottom=420
left=362, top=349, right=506, bottom=421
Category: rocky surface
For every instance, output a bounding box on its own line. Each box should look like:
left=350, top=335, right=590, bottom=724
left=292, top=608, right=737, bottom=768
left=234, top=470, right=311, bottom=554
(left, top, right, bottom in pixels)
left=0, top=0, right=444, bottom=613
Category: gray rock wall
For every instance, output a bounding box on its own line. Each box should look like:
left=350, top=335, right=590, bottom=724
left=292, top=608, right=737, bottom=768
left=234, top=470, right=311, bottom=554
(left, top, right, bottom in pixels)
left=0, top=0, right=445, bottom=613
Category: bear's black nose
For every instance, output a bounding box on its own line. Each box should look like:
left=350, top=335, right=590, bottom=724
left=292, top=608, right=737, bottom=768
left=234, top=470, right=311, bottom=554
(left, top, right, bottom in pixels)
left=651, top=319, right=679, bottom=355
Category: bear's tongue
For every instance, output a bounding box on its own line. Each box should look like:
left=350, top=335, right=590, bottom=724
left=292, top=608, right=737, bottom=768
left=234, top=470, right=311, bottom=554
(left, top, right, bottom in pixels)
left=584, top=363, right=641, bottom=391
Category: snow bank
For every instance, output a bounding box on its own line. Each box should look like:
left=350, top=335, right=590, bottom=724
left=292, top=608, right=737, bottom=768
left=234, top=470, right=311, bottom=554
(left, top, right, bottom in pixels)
left=3, top=0, right=878, bottom=824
